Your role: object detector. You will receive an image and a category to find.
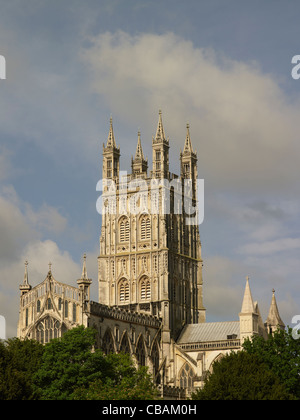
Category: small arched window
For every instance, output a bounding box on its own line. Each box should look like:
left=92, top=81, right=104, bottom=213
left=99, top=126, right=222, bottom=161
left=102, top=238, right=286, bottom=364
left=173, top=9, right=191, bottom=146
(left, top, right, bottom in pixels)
left=140, top=277, right=151, bottom=300
left=140, top=216, right=151, bottom=240
left=37, top=300, right=41, bottom=312
left=47, top=298, right=52, bottom=310
left=119, top=217, right=129, bottom=242
left=119, top=279, right=129, bottom=303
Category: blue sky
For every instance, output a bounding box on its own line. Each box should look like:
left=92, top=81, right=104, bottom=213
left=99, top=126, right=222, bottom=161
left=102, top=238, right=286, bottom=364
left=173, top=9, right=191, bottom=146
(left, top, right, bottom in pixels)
left=1, top=0, right=300, bottom=337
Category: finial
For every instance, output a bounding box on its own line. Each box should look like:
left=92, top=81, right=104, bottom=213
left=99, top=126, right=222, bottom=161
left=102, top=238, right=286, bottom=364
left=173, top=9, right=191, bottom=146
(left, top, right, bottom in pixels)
left=82, top=253, right=87, bottom=279
left=272, top=288, right=275, bottom=294
left=24, top=260, right=29, bottom=283
left=48, top=261, right=52, bottom=272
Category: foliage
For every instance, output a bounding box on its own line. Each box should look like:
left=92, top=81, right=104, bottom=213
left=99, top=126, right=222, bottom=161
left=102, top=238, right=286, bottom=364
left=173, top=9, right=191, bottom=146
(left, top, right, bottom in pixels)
left=191, top=351, right=294, bottom=400
left=73, top=353, right=160, bottom=400
left=243, top=327, right=300, bottom=398
left=0, top=338, right=44, bottom=400
left=33, top=326, right=159, bottom=400
left=33, top=325, right=109, bottom=399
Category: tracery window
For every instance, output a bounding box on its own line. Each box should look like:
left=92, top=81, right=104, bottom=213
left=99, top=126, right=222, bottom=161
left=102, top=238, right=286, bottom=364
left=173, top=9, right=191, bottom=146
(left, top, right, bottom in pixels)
left=151, top=341, right=160, bottom=384
left=120, top=333, right=131, bottom=354
left=136, top=336, right=146, bottom=366
left=102, top=329, right=115, bottom=355
left=35, top=317, right=61, bottom=344
left=179, top=363, right=195, bottom=392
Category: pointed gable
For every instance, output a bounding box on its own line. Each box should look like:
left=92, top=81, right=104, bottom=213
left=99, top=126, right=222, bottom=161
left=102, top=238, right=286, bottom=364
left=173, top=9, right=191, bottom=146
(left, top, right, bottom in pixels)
left=266, top=289, right=285, bottom=329
left=106, top=116, right=116, bottom=148
left=183, top=124, right=194, bottom=154
left=240, top=276, right=255, bottom=313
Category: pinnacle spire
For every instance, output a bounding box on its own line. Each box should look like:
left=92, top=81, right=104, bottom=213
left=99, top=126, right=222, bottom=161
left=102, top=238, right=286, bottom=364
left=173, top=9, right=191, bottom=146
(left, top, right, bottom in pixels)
left=134, top=131, right=145, bottom=160
left=154, top=110, right=167, bottom=143
left=23, top=260, right=29, bottom=285
left=77, top=253, right=92, bottom=285
left=106, top=117, right=116, bottom=148
left=266, top=289, right=285, bottom=330
left=81, top=253, right=88, bottom=280
left=20, top=260, right=31, bottom=293
left=132, top=131, right=148, bottom=175
left=183, top=123, right=193, bottom=153
left=240, top=276, right=255, bottom=313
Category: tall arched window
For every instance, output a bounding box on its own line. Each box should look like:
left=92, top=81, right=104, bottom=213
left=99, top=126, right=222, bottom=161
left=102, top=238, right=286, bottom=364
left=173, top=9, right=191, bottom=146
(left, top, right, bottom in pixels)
left=73, top=303, right=77, bottom=322
left=119, top=217, right=129, bottom=242
left=140, top=277, right=151, bottom=300
left=64, top=300, right=68, bottom=317
left=102, top=329, right=115, bottom=355
left=47, top=298, right=52, bottom=310
left=179, top=363, right=195, bottom=393
left=136, top=336, right=146, bottom=366
left=37, top=300, right=41, bottom=312
left=119, top=279, right=129, bottom=303
left=120, top=333, right=131, bottom=354
left=151, top=340, right=160, bottom=384
left=140, top=216, right=151, bottom=240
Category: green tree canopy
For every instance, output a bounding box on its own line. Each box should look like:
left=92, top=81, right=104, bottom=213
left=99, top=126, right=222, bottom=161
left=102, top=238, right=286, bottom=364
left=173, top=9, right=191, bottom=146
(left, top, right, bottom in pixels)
left=0, top=338, right=44, bottom=400
left=192, top=351, right=294, bottom=400
left=243, top=327, right=300, bottom=398
left=33, top=326, right=159, bottom=400
left=73, top=352, right=160, bottom=400
left=33, top=325, right=110, bottom=399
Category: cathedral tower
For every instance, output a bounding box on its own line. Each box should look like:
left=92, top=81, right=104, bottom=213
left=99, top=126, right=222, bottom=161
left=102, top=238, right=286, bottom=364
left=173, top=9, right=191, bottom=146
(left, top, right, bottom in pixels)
left=98, top=111, right=205, bottom=341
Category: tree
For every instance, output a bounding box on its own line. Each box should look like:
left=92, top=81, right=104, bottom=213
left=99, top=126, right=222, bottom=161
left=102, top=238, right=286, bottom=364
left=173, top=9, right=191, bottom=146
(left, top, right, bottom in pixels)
left=73, top=353, right=160, bottom=400
left=33, top=326, right=159, bottom=400
left=191, top=351, right=294, bottom=400
left=0, top=338, right=44, bottom=400
left=33, top=325, right=109, bottom=400
left=243, top=327, right=300, bottom=398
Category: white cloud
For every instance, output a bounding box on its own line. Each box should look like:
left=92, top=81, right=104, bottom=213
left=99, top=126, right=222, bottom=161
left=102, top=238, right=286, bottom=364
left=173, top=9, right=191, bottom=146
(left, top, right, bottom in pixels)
left=0, top=184, right=82, bottom=337
left=24, top=203, right=67, bottom=234
left=238, top=237, right=300, bottom=256
left=81, top=31, right=300, bottom=194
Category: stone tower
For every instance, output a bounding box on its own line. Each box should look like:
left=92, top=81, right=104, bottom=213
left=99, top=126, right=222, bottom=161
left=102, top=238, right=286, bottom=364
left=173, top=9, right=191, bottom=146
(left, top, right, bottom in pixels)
left=98, top=111, right=205, bottom=341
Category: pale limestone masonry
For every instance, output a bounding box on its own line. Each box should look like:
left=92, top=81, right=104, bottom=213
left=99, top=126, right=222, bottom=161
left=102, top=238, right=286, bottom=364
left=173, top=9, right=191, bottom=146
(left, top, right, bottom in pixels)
left=17, top=111, right=285, bottom=399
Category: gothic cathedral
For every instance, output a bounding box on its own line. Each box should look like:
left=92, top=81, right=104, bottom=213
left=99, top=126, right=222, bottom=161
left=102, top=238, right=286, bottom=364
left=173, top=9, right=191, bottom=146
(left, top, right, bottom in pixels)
left=17, top=111, right=285, bottom=399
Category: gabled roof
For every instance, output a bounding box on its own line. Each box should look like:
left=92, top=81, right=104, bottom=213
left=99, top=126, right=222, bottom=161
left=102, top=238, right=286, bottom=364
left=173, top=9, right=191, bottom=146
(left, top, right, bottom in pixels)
left=177, top=321, right=240, bottom=344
